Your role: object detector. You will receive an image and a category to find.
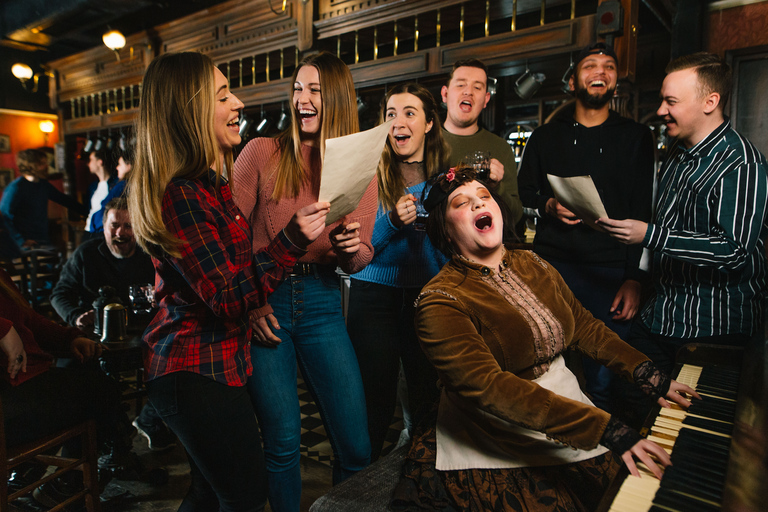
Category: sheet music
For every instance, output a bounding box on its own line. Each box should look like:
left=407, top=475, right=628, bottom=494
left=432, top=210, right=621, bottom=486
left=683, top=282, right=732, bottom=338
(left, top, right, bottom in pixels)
left=319, top=120, right=392, bottom=225
left=546, top=174, right=608, bottom=231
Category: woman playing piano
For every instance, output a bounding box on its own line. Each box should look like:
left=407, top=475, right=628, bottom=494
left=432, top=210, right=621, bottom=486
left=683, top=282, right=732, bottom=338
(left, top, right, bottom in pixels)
left=390, top=166, right=700, bottom=512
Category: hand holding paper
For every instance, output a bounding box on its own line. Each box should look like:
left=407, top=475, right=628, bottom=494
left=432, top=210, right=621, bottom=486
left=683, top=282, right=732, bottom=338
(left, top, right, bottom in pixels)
left=284, top=201, right=331, bottom=249
left=330, top=220, right=361, bottom=255
left=319, top=120, right=393, bottom=225
left=546, top=174, right=608, bottom=231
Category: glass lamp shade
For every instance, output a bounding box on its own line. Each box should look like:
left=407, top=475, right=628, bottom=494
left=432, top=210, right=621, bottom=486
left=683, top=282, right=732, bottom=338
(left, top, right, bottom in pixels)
left=12, top=63, right=33, bottom=81
left=103, top=30, right=126, bottom=51
left=39, top=120, right=55, bottom=133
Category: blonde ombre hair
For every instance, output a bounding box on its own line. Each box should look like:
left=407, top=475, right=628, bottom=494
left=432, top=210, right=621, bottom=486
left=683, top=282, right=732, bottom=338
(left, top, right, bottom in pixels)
left=128, top=52, right=232, bottom=258
left=272, top=52, right=359, bottom=200
left=377, top=83, right=449, bottom=211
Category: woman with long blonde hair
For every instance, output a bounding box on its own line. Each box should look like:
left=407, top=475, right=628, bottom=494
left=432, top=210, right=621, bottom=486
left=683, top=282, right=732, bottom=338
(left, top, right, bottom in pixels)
left=232, top=51, right=377, bottom=511
left=128, top=51, right=327, bottom=512
left=347, top=83, right=449, bottom=460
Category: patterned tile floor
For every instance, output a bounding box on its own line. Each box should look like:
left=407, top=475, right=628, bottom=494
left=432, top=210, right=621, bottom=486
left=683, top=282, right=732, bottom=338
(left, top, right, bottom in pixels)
left=11, top=372, right=404, bottom=511
left=297, top=375, right=405, bottom=467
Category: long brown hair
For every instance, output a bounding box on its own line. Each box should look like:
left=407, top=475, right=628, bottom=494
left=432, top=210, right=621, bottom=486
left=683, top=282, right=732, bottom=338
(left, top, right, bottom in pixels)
left=272, top=52, right=359, bottom=200
left=128, top=52, right=228, bottom=258
left=377, top=83, right=449, bottom=211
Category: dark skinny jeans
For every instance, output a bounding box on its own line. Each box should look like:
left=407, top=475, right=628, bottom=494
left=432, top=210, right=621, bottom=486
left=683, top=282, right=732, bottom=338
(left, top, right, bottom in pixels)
left=147, top=371, right=267, bottom=512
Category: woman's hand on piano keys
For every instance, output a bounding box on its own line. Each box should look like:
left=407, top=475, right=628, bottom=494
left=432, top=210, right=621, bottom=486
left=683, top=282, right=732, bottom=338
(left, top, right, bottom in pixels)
left=623, top=439, right=671, bottom=479
left=657, top=379, right=701, bottom=409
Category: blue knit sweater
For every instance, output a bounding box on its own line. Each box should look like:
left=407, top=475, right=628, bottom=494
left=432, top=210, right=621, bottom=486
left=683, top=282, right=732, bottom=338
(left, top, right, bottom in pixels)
left=351, top=181, right=447, bottom=288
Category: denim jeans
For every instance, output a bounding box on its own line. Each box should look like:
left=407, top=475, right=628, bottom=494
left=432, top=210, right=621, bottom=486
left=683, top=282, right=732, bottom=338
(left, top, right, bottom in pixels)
left=147, top=372, right=267, bottom=512
left=347, top=279, right=440, bottom=460
left=547, top=258, right=633, bottom=413
left=247, top=270, right=371, bottom=512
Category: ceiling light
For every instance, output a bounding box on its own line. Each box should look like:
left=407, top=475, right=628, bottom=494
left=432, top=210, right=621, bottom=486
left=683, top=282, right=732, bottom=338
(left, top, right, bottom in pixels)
left=239, top=113, right=252, bottom=138
left=276, top=102, right=289, bottom=131
left=11, top=63, right=33, bottom=82
left=11, top=63, right=53, bottom=93
left=103, top=30, right=126, bottom=51
left=514, top=68, right=546, bottom=100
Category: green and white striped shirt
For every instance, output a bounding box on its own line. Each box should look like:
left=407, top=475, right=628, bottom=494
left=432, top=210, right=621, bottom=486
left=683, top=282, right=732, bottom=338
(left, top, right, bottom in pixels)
left=641, top=119, right=768, bottom=338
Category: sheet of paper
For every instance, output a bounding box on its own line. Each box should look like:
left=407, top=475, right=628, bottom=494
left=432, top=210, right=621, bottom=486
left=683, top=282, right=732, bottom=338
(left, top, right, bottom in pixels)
left=319, top=120, right=393, bottom=225
left=546, top=174, right=608, bottom=231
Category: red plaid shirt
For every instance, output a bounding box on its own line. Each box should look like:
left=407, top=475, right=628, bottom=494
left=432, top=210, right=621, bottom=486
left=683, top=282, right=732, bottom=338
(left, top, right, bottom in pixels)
left=143, top=170, right=304, bottom=386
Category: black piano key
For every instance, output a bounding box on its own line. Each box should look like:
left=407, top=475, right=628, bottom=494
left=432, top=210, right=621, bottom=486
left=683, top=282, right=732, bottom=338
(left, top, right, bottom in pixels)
left=659, top=466, right=723, bottom=502
left=694, top=385, right=738, bottom=400
left=606, top=362, right=741, bottom=512
left=674, top=433, right=730, bottom=454
left=653, top=488, right=722, bottom=512
left=676, top=428, right=731, bottom=450
left=682, top=416, right=734, bottom=435
left=672, top=456, right=728, bottom=480
left=671, top=444, right=729, bottom=471
left=670, top=450, right=728, bottom=478
left=687, top=398, right=737, bottom=422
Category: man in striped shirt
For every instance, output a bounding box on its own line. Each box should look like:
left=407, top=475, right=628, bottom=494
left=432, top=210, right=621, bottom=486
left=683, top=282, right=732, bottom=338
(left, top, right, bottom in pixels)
left=598, top=53, right=768, bottom=385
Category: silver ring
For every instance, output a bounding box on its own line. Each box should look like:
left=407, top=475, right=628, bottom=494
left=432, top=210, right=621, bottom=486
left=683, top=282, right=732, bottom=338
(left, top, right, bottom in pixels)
left=16, top=355, right=23, bottom=363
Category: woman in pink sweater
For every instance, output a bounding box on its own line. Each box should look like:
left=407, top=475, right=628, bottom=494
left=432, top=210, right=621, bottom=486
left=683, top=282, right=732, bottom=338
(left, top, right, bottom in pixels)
left=232, top=52, right=377, bottom=511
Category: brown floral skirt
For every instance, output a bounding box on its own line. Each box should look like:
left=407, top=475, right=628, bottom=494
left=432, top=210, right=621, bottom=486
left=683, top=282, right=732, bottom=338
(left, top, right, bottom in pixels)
left=390, top=422, right=620, bottom=512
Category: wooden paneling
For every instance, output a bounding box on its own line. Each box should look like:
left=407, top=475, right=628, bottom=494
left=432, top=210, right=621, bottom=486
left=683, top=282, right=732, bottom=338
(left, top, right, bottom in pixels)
left=600, top=0, right=639, bottom=81
left=230, top=77, right=294, bottom=107
left=440, top=16, right=593, bottom=70
left=156, top=0, right=299, bottom=63
left=350, top=52, right=432, bottom=87
left=65, top=118, right=105, bottom=133
left=49, top=33, right=153, bottom=102
left=46, top=0, right=615, bottom=135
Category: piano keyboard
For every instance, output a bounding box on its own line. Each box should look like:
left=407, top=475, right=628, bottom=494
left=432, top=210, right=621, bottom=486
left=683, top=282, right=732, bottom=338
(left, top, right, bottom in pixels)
left=608, top=364, right=740, bottom=512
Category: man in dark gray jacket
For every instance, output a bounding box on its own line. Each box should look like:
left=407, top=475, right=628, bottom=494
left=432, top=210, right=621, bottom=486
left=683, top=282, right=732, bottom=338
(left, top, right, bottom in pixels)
left=52, top=197, right=175, bottom=452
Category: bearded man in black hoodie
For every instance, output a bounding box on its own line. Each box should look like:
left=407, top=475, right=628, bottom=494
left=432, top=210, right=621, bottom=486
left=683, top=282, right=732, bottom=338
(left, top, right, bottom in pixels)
left=517, top=43, right=655, bottom=413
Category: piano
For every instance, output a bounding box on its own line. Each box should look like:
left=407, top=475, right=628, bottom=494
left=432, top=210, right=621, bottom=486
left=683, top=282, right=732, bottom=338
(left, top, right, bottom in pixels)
left=599, top=330, right=768, bottom=512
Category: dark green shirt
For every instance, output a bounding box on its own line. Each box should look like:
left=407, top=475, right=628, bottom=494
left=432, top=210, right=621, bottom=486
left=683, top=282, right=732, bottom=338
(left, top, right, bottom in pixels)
left=641, top=119, right=768, bottom=338
left=442, top=128, right=523, bottom=227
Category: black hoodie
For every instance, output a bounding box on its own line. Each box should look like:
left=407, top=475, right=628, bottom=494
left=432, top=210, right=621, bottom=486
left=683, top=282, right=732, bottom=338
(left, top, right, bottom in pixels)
left=518, top=110, right=654, bottom=281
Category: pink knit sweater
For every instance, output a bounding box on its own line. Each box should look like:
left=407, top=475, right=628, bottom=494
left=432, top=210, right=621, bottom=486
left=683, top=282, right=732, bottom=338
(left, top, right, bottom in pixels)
left=232, top=136, right=377, bottom=277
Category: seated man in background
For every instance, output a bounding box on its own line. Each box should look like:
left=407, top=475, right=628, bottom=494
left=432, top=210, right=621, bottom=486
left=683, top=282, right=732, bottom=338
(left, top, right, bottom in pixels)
left=0, top=148, right=88, bottom=254
left=51, top=197, right=175, bottom=452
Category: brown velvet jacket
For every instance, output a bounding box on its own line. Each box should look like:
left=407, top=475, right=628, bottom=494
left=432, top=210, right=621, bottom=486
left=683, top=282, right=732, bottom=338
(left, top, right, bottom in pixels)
left=415, top=248, right=650, bottom=452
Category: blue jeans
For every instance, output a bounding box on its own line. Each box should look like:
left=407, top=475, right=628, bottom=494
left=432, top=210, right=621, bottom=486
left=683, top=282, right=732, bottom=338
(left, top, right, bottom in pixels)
left=247, top=270, right=371, bottom=512
left=547, top=259, right=633, bottom=413
left=147, top=372, right=268, bottom=512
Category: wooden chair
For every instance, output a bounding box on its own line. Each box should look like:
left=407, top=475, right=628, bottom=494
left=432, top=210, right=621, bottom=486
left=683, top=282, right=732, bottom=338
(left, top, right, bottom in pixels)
left=0, top=396, right=101, bottom=512
left=0, top=249, right=64, bottom=319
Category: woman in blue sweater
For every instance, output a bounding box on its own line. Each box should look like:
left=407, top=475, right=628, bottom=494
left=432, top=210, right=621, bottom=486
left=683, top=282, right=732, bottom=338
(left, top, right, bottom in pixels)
left=347, top=83, right=449, bottom=460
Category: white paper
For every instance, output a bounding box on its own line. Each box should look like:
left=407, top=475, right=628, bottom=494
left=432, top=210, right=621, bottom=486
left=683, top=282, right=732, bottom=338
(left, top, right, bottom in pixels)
left=546, top=174, right=608, bottom=231
left=319, top=120, right=392, bottom=225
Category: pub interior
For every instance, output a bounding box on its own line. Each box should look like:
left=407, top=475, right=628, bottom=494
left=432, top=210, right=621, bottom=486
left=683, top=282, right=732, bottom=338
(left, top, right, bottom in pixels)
left=1, top=0, right=767, bottom=511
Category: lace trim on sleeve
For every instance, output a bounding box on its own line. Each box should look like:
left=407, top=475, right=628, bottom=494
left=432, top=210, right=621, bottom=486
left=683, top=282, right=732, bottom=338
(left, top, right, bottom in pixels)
left=633, top=360, right=671, bottom=399
left=600, top=416, right=643, bottom=455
